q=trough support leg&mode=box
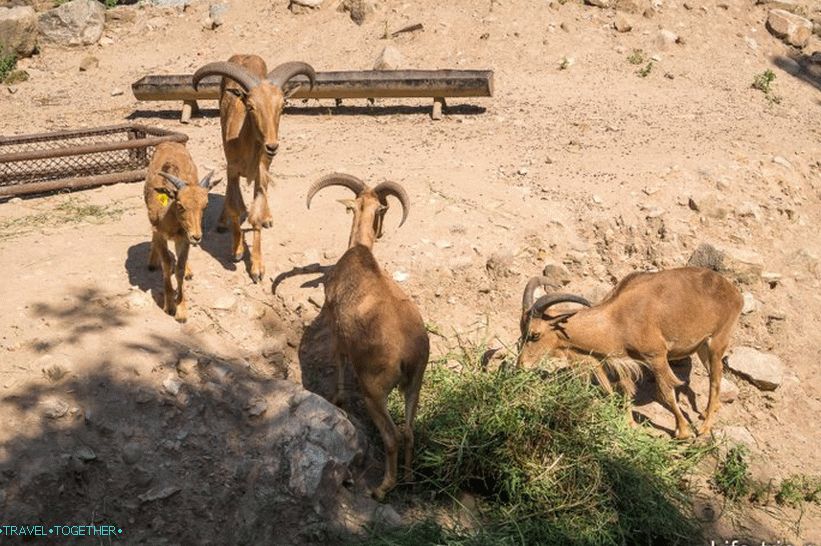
[431,96,446,120]
[180,100,200,124]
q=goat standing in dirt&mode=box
[307,173,429,500]
[192,55,315,283]
[144,142,221,322]
[518,267,743,439]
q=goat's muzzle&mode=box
[189,235,202,246]
[265,143,279,158]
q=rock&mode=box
[392,270,409,282]
[124,290,151,309]
[41,398,69,419]
[149,0,191,6]
[74,446,96,462]
[339,0,377,25]
[756,0,800,14]
[37,0,105,47]
[719,377,739,403]
[766,9,812,48]
[727,347,784,391]
[721,247,764,285]
[373,45,402,70]
[105,7,136,24]
[138,485,181,503]
[121,442,142,465]
[78,55,98,71]
[586,0,613,7]
[542,262,571,287]
[655,29,680,50]
[614,13,632,32]
[718,425,758,449]
[247,398,268,416]
[212,295,236,311]
[615,0,650,13]
[772,155,792,169]
[162,374,183,396]
[110,88,124,96]
[208,3,228,27]
[0,6,38,58]
[690,193,728,219]
[176,355,199,376]
[486,251,515,279]
[741,292,758,314]
[290,0,324,12]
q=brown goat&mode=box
[144,142,221,322]
[192,55,316,283]
[517,267,743,439]
[307,173,428,500]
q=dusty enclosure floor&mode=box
[1,0,820,543]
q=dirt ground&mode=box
[1,0,820,542]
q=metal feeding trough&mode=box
[0,124,188,198]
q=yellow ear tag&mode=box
[156,193,169,207]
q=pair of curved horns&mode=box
[522,276,591,316]
[159,170,218,190]
[305,173,410,228]
[192,60,316,94]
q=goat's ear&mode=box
[337,198,356,212]
[227,87,247,101]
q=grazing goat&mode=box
[307,173,429,500]
[192,55,316,283]
[517,267,743,439]
[144,142,221,322]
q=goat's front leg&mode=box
[153,232,175,316]
[260,170,273,228]
[648,354,690,439]
[221,172,246,263]
[147,233,161,271]
[173,239,190,323]
[247,168,269,283]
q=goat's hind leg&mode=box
[697,338,728,436]
[361,384,400,500]
[401,365,425,483]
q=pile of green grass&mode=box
[361,351,713,545]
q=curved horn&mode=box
[306,173,367,209]
[267,61,316,91]
[531,293,592,317]
[192,62,260,93]
[522,276,553,312]
[199,170,217,188]
[159,171,187,190]
[373,181,410,228]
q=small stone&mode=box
[373,45,402,70]
[772,155,792,169]
[212,296,236,311]
[79,55,98,72]
[41,398,69,419]
[718,425,758,449]
[745,36,758,50]
[614,13,632,32]
[560,21,572,32]
[727,347,784,391]
[162,374,182,396]
[756,0,800,12]
[138,485,181,503]
[339,0,377,25]
[543,262,571,286]
[766,9,812,48]
[290,0,324,11]
[719,377,739,403]
[741,292,758,314]
[247,398,268,416]
[585,0,613,7]
[392,270,409,282]
[74,446,96,462]
[208,3,228,27]
[435,240,453,249]
[121,442,142,465]
[517,166,529,176]
[125,290,151,309]
[110,88,124,97]
[176,356,199,376]
[99,36,113,46]
[655,29,679,50]
[592,194,603,204]
[486,251,515,279]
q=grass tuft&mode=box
[713,445,751,501]
[752,69,782,104]
[0,197,126,241]
[366,347,713,545]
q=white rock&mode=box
[392,270,410,282]
[772,155,792,169]
[727,347,784,391]
[291,0,324,6]
[41,398,69,419]
[718,425,758,449]
[0,6,38,58]
[719,377,739,403]
[37,0,105,47]
[373,45,403,70]
[766,9,812,48]
[741,292,758,314]
[212,295,236,311]
[110,88,124,96]
[163,374,183,396]
[655,29,679,50]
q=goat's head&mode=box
[517,276,592,368]
[156,171,222,246]
[305,173,410,249]
[192,60,316,159]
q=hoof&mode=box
[697,424,713,437]
[175,314,187,323]
[233,251,244,263]
[250,273,262,284]
[262,220,273,229]
[675,429,693,440]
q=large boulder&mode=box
[37,0,105,47]
[0,6,37,57]
[766,9,813,48]
[727,347,784,391]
